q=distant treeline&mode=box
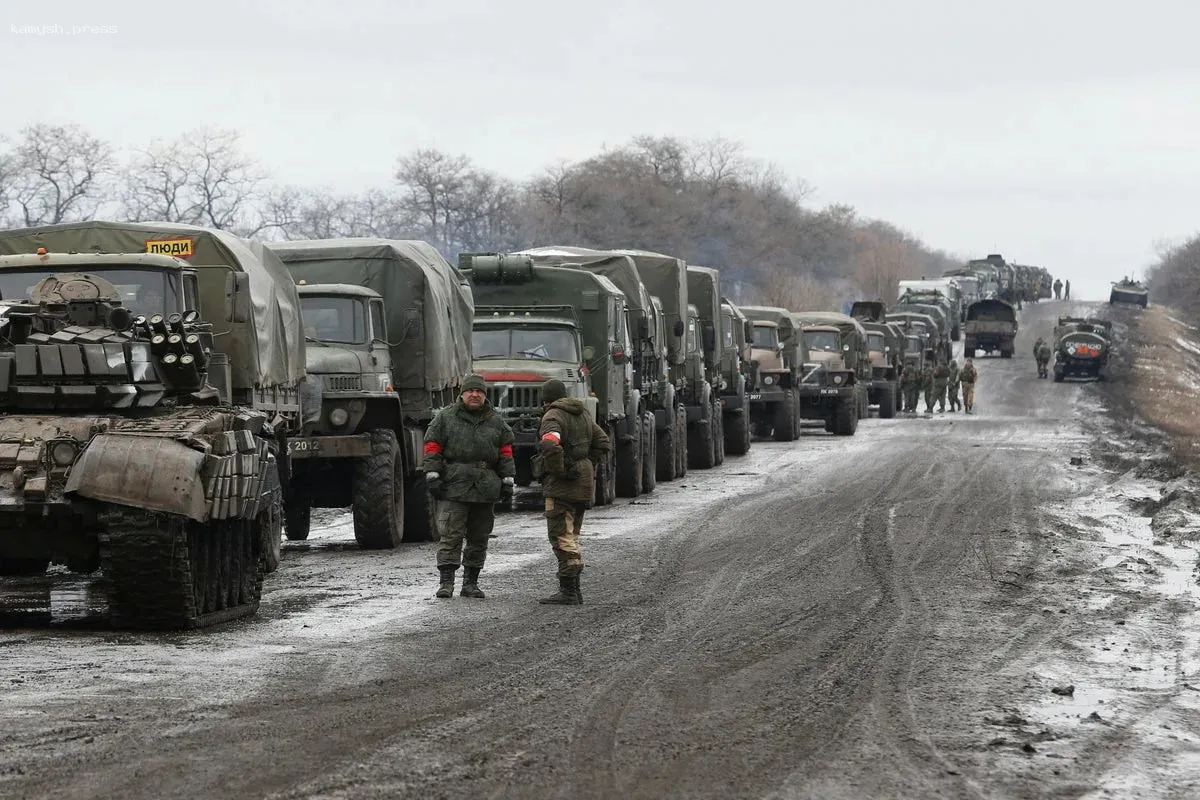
[0,123,961,309]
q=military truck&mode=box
[689,266,751,459]
[268,239,474,545]
[792,311,870,434]
[518,246,681,486]
[739,306,804,441]
[850,301,900,419]
[1052,316,1112,382]
[896,281,963,338]
[459,253,633,506]
[887,308,949,363]
[963,299,1018,358]
[720,299,755,454]
[0,220,308,629]
[891,294,953,359]
[1110,277,1149,307]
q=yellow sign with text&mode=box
[145,238,194,259]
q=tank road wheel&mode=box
[640,411,657,493]
[725,406,751,456]
[834,397,859,436]
[595,429,618,507]
[352,429,404,549]
[772,390,798,442]
[0,557,50,576]
[713,399,726,465]
[675,405,688,479]
[688,404,717,470]
[403,472,438,542]
[616,415,644,498]
[878,383,897,419]
[100,510,266,630]
[656,410,676,483]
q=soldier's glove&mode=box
[425,472,444,499]
[500,476,514,500]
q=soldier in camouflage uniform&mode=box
[423,373,516,600]
[1035,338,1052,378]
[946,359,961,412]
[920,357,936,413]
[535,378,611,605]
[959,359,978,413]
[900,358,921,413]
[932,359,951,413]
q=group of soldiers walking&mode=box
[900,357,979,415]
[421,374,609,605]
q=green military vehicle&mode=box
[518,246,680,488]
[739,306,804,441]
[1110,277,1149,307]
[890,294,953,361]
[1052,315,1112,382]
[887,309,946,362]
[459,253,632,506]
[0,221,308,629]
[689,266,751,459]
[792,311,870,435]
[850,301,900,419]
[963,298,1018,358]
[720,298,755,454]
[268,239,475,545]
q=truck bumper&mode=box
[721,394,745,411]
[747,386,788,407]
[287,434,372,459]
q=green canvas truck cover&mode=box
[0,220,304,389]
[610,249,688,362]
[686,266,721,330]
[517,246,654,323]
[268,238,473,393]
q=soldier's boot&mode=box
[460,567,485,599]
[435,565,457,599]
[539,576,582,605]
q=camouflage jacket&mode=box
[537,398,611,507]
[422,399,516,503]
[948,367,960,385]
[919,365,935,388]
[932,363,951,385]
[1036,344,1052,361]
[900,364,921,386]
[959,364,978,384]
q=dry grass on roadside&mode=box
[1120,305,1200,466]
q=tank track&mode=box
[97,506,266,630]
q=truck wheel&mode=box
[403,473,438,542]
[675,405,688,479]
[687,407,716,470]
[834,397,858,435]
[751,421,772,438]
[595,429,617,506]
[641,412,657,493]
[878,383,897,419]
[656,411,676,483]
[713,399,726,465]
[615,416,644,498]
[352,429,404,549]
[772,391,798,441]
[1053,370,1065,383]
[725,408,751,455]
[283,470,311,541]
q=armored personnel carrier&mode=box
[1110,277,1148,307]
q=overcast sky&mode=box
[5,0,1200,301]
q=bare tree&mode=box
[259,186,411,241]
[119,128,268,235]
[7,124,113,226]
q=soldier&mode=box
[959,358,978,413]
[932,359,951,413]
[535,378,611,605]
[1064,279,1071,299]
[1035,338,1052,378]
[1053,278,1063,299]
[947,359,961,412]
[423,373,516,600]
[900,358,921,413]
[920,356,936,414]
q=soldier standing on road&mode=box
[1053,279,1063,299]
[900,359,921,413]
[422,374,516,600]
[535,378,611,605]
[959,359,979,413]
[947,359,961,412]
[1035,339,1053,378]
[1065,279,1071,299]
[932,359,951,413]
[920,357,936,414]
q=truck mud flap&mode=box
[65,434,208,522]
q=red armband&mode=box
[423,441,443,455]
[540,431,561,444]
[499,444,513,457]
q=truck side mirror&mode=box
[225,271,250,324]
[673,319,685,338]
[744,321,754,342]
[701,323,716,353]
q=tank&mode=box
[1109,278,1149,307]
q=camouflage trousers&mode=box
[923,385,934,411]
[947,383,960,410]
[435,500,495,569]
[545,497,585,578]
[933,382,948,410]
[903,383,920,412]
[961,383,975,411]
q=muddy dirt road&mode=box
[4,300,1197,799]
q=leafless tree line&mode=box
[0,124,960,307]
[1146,236,1200,313]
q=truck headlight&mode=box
[329,408,349,427]
[763,375,775,385]
[832,374,844,385]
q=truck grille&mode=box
[487,384,541,412]
[324,374,362,392]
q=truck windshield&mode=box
[0,267,182,316]
[867,333,885,352]
[805,331,840,352]
[751,325,778,348]
[301,296,367,344]
[473,326,579,362]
